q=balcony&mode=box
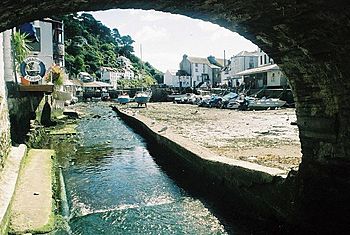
[19,84,54,93]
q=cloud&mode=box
[197,20,220,32]
[140,10,166,22]
[134,25,170,42]
[210,29,237,42]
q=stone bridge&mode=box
[1,0,349,233]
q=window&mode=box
[271,73,275,81]
[195,63,198,67]
[260,56,263,65]
[195,68,198,72]
[264,55,267,64]
[28,27,41,52]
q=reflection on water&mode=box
[53,103,231,234]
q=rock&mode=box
[63,110,79,119]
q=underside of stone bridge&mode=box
[1,0,350,233]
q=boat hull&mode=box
[117,96,130,104]
[248,99,286,110]
[135,96,150,104]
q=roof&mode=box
[235,50,259,57]
[187,57,211,65]
[82,81,113,88]
[235,64,280,76]
[186,56,226,67]
[208,64,221,69]
[100,66,119,72]
[176,70,190,76]
[70,79,83,86]
[78,72,91,76]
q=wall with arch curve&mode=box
[0,0,350,232]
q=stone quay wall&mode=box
[115,107,298,231]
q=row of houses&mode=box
[99,65,135,89]
[164,48,288,90]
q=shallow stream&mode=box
[50,103,235,234]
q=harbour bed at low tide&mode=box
[120,102,301,171]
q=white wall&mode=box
[0,32,12,163]
[267,70,288,87]
[32,21,53,84]
[267,70,281,86]
[3,30,14,82]
[258,49,273,67]
[164,70,177,87]
[0,33,5,98]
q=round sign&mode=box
[20,57,46,82]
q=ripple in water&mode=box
[56,104,229,234]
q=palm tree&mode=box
[12,31,32,65]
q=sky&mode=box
[91,9,257,73]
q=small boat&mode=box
[248,97,286,110]
[117,93,130,104]
[101,92,110,101]
[135,91,151,106]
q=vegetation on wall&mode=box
[60,13,162,85]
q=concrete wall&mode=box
[0,32,12,167]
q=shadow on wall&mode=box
[6,82,43,144]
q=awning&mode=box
[18,23,39,43]
[83,81,113,88]
[234,64,280,76]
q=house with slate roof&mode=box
[178,54,226,88]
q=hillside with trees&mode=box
[61,13,163,87]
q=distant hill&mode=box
[60,13,163,84]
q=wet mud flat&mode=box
[124,102,301,171]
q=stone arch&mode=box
[1,0,350,233]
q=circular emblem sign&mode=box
[20,57,46,82]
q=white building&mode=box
[1,19,64,88]
[99,66,135,89]
[100,67,120,89]
[234,49,287,89]
[257,48,273,67]
[221,50,259,87]
[27,19,65,70]
[123,67,135,80]
[179,55,225,88]
[163,69,178,87]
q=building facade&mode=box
[163,69,178,87]
[222,50,259,87]
[179,54,225,88]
